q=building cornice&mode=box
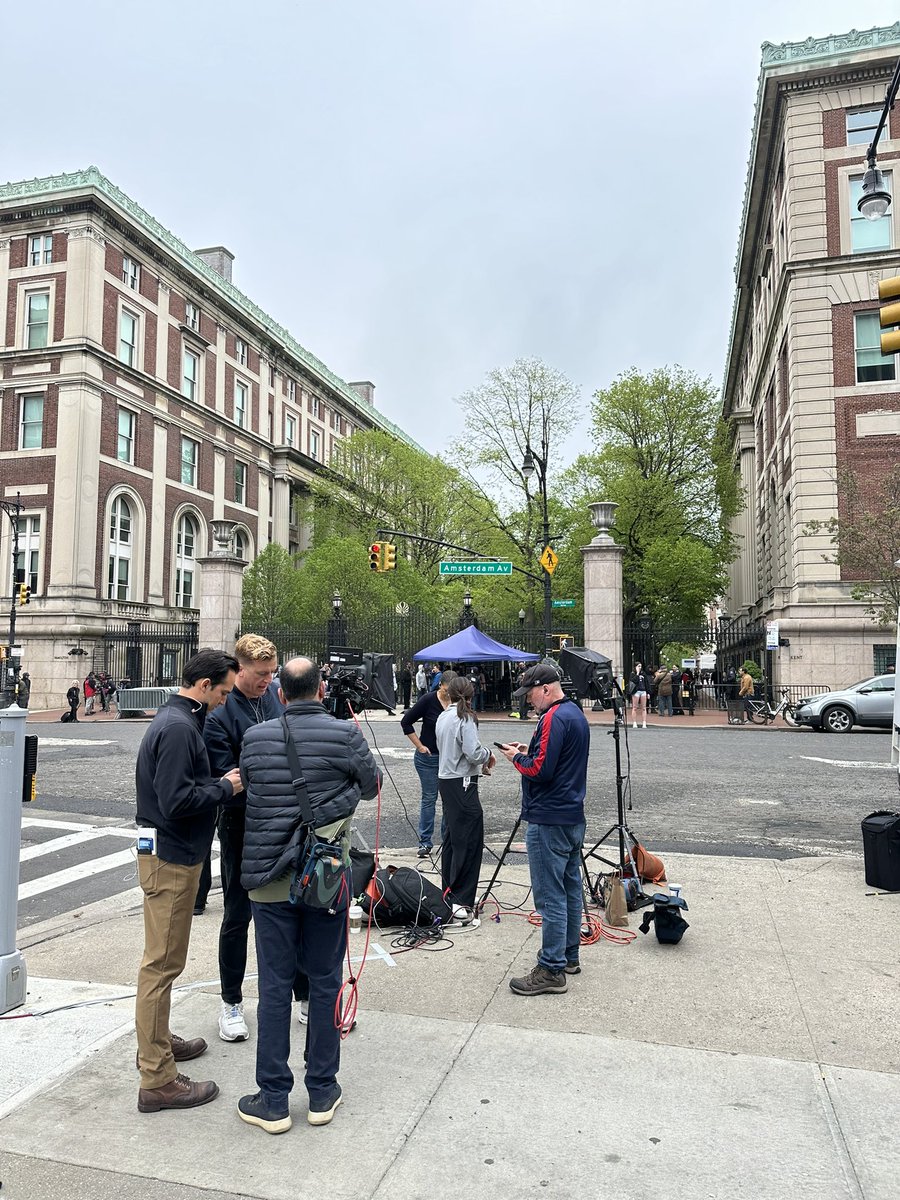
[761,23,900,67]
[0,167,422,451]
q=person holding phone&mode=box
[400,670,456,856]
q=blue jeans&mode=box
[414,750,441,847]
[251,898,346,1108]
[525,821,586,973]
[657,694,673,717]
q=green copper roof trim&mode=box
[0,166,420,450]
[761,22,900,67]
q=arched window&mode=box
[175,513,198,608]
[234,529,248,561]
[108,495,132,600]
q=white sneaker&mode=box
[298,999,309,1025]
[632,721,637,729]
[218,1001,249,1042]
[450,904,480,928]
[642,721,647,728]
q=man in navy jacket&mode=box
[134,648,242,1113]
[499,662,590,996]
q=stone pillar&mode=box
[272,474,291,549]
[581,501,624,678]
[197,520,245,651]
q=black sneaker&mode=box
[509,966,568,996]
[417,845,432,858]
[308,1083,342,1126]
[564,962,581,975]
[238,1091,292,1134]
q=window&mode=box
[847,109,887,147]
[269,364,276,388]
[180,436,198,487]
[287,378,296,403]
[855,312,897,382]
[285,413,296,447]
[236,338,247,366]
[182,348,199,400]
[26,292,49,348]
[850,173,892,252]
[185,301,200,331]
[234,460,246,505]
[108,496,132,601]
[122,256,140,289]
[310,395,321,419]
[874,645,896,674]
[267,409,274,441]
[234,529,248,561]
[29,234,52,265]
[309,428,320,460]
[119,309,137,367]
[117,408,135,463]
[235,380,248,429]
[20,393,43,448]
[13,515,40,595]
[331,410,342,432]
[175,514,197,607]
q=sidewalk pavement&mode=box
[2,846,898,1199]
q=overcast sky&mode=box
[4,1,897,456]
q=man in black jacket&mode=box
[236,656,380,1135]
[203,634,282,1042]
[134,648,242,1113]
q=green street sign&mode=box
[552,599,576,608]
[439,561,513,576]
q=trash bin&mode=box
[861,811,900,890]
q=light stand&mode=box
[1,494,23,707]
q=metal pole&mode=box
[3,494,22,706]
[539,449,552,658]
[0,703,27,1012]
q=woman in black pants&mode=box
[434,676,495,924]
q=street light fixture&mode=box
[521,442,553,656]
[0,492,23,706]
[518,608,526,626]
[858,56,900,220]
[332,589,342,613]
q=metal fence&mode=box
[102,620,199,688]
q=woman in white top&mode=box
[434,676,495,922]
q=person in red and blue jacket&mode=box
[498,662,590,996]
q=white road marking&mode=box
[18,849,137,900]
[36,738,115,747]
[374,747,415,759]
[799,756,894,770]
[22,818,138,839]
[20,830,109,860]
[736,798,780,805]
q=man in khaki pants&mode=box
[134,649,243,1113]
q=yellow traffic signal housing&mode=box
[878,275,900,354]
[369,542,383,572]
[18,583,30,606]
[382,542,397,571]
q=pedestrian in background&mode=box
[134,648,242,1114]
[399,661,413,709]
[64,680,80,723]
[654,666,673,718]
[401,670,456,856]
[237,656,380,1135]
[435,675,494,923]
[83,671,97,716]
[738,667,755,723]
[627,663,648,728]
[498,663,590,996]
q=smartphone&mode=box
[493,741,509,749]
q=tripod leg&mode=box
[476,816,521,914]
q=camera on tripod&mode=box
[558,646,614,710]
[324,648,397,720]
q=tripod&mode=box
[580,682,642,903]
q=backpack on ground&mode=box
[362,866,453,926]
[639,893,689,944]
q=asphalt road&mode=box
[30,714,898,860]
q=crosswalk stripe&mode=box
[22,818,137,840]
[20,830,110,861]
[18,849,137,900]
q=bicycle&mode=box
[745,689,798,727]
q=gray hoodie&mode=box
[435,707,491,779]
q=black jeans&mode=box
[194,851,212,910]
[437,776,484,909]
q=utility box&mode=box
[861,811,900,891]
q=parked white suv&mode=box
[793,674,896,734]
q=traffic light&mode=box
[17,583,30,606]
[369,542,383,572]
[382,542,397,571]
[878,275,900,354]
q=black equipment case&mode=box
[861,811,900,891]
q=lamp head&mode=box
[858,165,891,220]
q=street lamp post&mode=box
[857,56,900,221]
[328,589,347,649]
[0,493,23,706]
[521,443,553,656]
[459,587,475,630]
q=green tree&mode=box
[241,543,302,627]
[803,466,900,626]
[564,366,741,627]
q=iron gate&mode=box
[103,620,199,688]
[624,616,768,685]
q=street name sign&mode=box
[551,599,575,608]
[439,561,512,576]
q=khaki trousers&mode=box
[135,856,202,1089]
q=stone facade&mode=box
[0,169,415,708]
[722,24,900,689]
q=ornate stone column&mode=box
[581,501,624,678]
[196,520,245,651]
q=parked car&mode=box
[793,674,895,734]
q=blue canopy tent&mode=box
[412,626,540,663]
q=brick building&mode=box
[722,24,900,688]
[0,168,415,707]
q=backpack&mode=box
[362,866,453,927]
[639,893,689,944]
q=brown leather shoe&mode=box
[138,1073,219,1113]
[135,1035,208,1071]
